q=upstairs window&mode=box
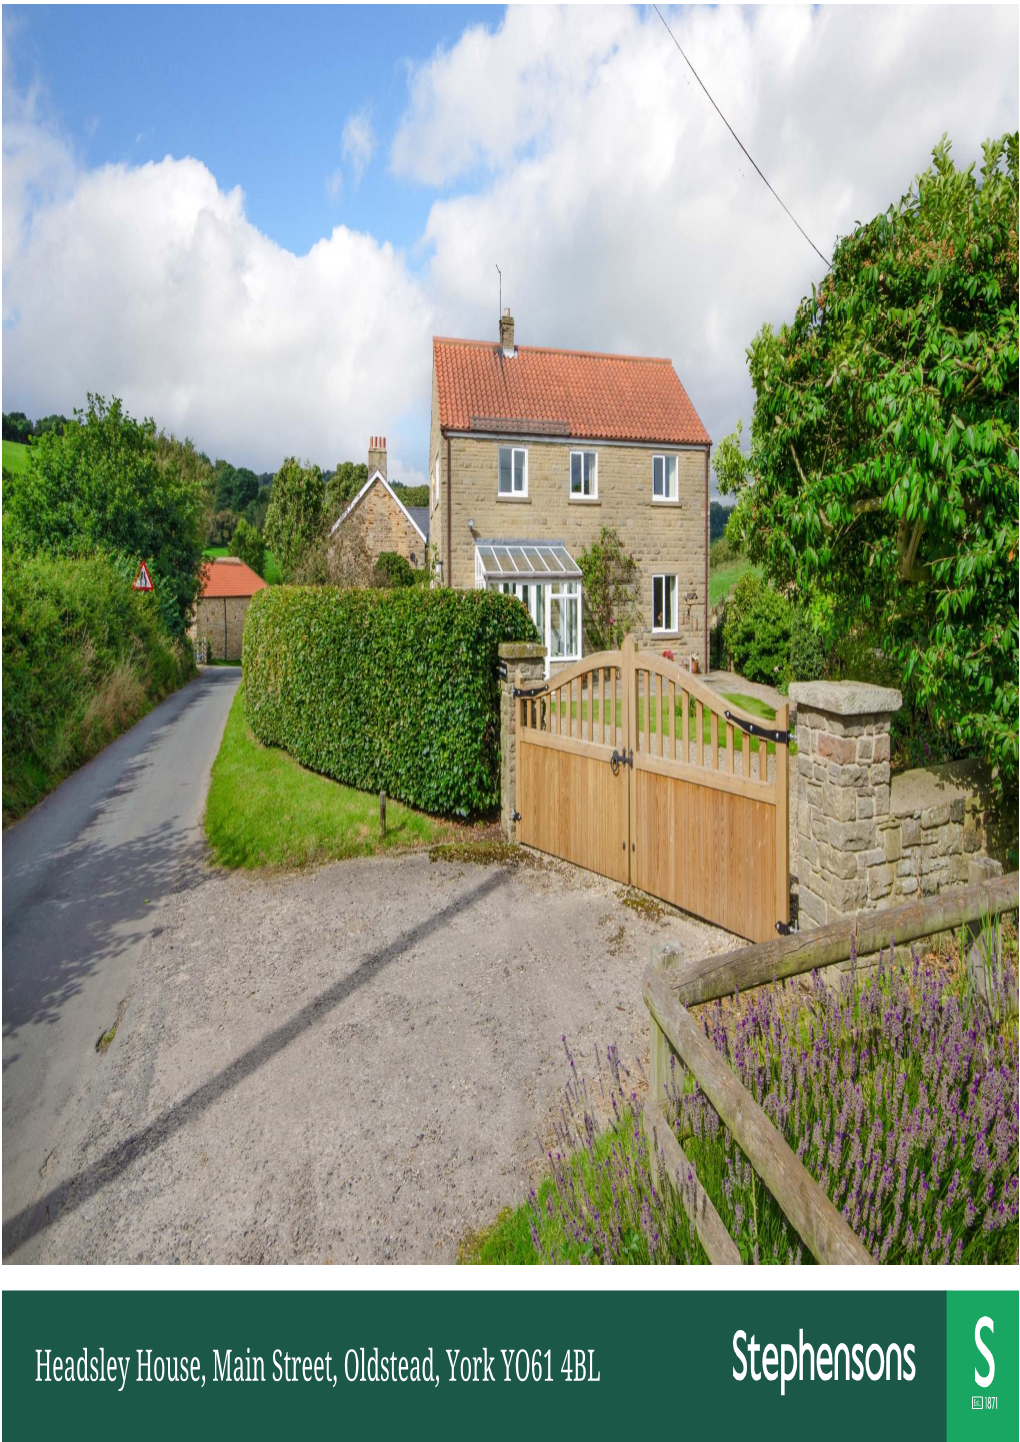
[498,445,528,496]
[652,453,678,501]
[652,574,678,632]
[569,450,598,499]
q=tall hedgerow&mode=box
[242,586,537,816]
[2,551,194,820]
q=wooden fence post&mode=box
[775,699,790,931]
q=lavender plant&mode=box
[524,1039,706,1264]
[675,932,1018,1264]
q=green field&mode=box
[203,544,282,583]
[709,557,757,607]
[2,439,32,474]
[205,689,453,867]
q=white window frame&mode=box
[494,578,582,674]
[569,448,598,500]
[546,579,581,666]
[497,445,528,497]
[652,573,678,634]
[652,453,678,502]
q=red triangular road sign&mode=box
[133,562,154,592]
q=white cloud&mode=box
[2,144,434,469]
[3,5,1017,479]
[403,4,1019,452]
[341,107,376,189]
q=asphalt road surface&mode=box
[2,666,240,1259]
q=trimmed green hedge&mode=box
[242,586,537,816]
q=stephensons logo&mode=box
[732,1330,917,1396]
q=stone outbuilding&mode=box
[192,556,267,661]
[329,435,429,570]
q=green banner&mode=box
[2,1290,1015,1438]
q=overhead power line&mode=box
[652,4,832,270]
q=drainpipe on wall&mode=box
[223,597,228,662]
[703,444,711,675]
[446,433,452,588]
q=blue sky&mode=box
[7,4,493,257]
[4,5,1017,479]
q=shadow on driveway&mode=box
[3,865,509,1258]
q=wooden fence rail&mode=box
[665,870,1019,1008]
[643,871,1019,1264]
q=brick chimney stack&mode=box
[368,434,387,480]
[499,308,515,357]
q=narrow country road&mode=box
[2,666,240,1260]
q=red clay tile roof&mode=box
[199,556,268,599]
[433,338,710,446]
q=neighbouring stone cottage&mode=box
[191,556,267,661]
[329,435,429,570]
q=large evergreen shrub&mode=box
[242,586,537,816]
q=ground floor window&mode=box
[496,579,582,668]
[652,573,678,632]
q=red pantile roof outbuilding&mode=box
[198,556,268,599]
[433,338,710,446]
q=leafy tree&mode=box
[391,482,430,509]
[229,516,266,577]
[325,460,368,522]
[263,457,324,578]
[245,485,272,532]
[3,394,209,637]
[208,510,238,546]
[3,412,32,444]
[726,134,1019,799]
[230,466,260,514]
[213,462,237,512]
[577,526,641,650]
[709,499,733,543]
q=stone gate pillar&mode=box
[498,641,546,841]
[788,681,902,928]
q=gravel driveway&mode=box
[17,848,735,1264]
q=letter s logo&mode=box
[974,1316,994,1388]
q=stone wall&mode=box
[192,595,251,662]
[789,681,1005,928]
[498,640,547,840]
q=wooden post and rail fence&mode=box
[642,870,1019,1265]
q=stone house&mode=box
[329,435,429,570]
[192,556,267,661]
[428,310,711,672]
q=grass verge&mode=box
[205,688,455,867]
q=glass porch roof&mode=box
[474,539,581,581]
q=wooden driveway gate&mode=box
[515,637,790,943]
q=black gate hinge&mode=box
[512,810,522,823]
[513,682,549,699]
[610,748,633,775]
[724,710,791,746]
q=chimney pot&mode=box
[499,308,515,357]
[368,433,387,481]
